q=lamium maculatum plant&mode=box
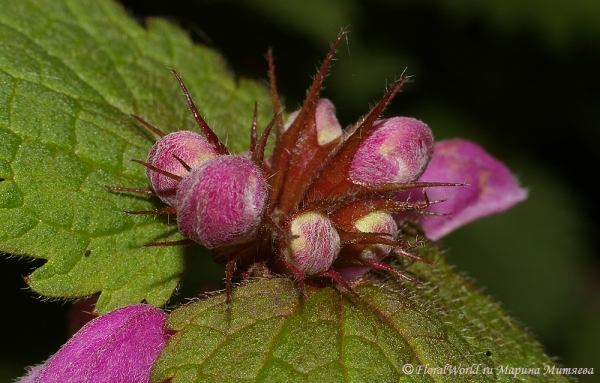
[1,2,574,382]
[105,33,468,301]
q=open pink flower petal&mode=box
[401,139,528,240]
[17,366,43,383]
[20,304,168,383]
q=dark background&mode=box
[3,0,599,381]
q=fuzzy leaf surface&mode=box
[0,0,273,314]
[152,240,570,383]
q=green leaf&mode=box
[0,0,273,314]
[152,240,570,383]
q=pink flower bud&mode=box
[350,117,434,184]
[146,131,219,206]
[20,305,168,383]
[351,211,398,262]
[284,98,343,145]
[177,155,268,248]
[333,210,398,281]
[283,211,341,276]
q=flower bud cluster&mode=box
[118,73,271,260]
[112,33,464,298]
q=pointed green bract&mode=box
[0,0,273,314]
[152,241,570,383]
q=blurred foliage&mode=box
[3,0,599,381]
[396,0,600,51]
[0,0,275,316]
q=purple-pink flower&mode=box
[397,139,528,241]
[18,305,169,383]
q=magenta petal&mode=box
[402,139,528,241]
[17,365,44,383]
[32,304,168,383]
